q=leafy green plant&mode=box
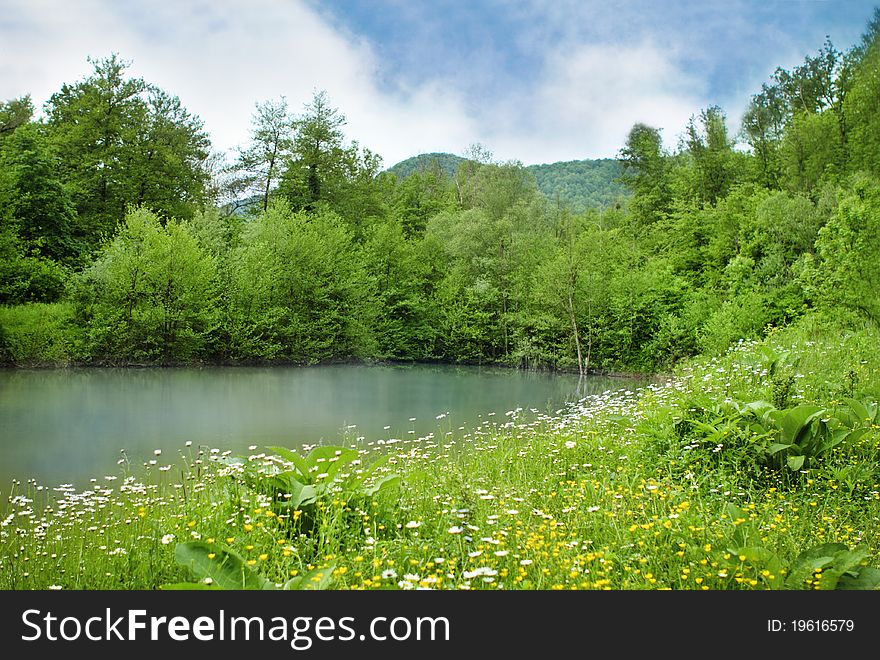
[679,397,876,477]
[720,504,880,590]
[246,445,401,536]
[785,543,880,590]
[755,401,871,472]
[162,541,335,590]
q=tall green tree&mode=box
[232,97,295,212]
[278,90,385,234]
[618,123,672,228]
[45,54,210,249]
[801,176,880,325]
[0,123,80,264]
[279,90,347,212]
[741,84,787,188]
[683,106,738,208]
[845,28,880,176]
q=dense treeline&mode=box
[2,11,880,372]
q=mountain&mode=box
[386,152,465,179]
[527,158,627,212]
[387,152,629,213]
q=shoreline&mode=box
[0,355,662,382]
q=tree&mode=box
[390,161,457,237]
[741,84,787,188]
[683,106,737,207]
[279,90,347,212]
[618,123,672,227]
[362,219,442,359]
[0,123,80,264]
[45,54,210,249]
[845,31,880,176]
[278,91,386,233]
[428,162,550,362]
[535,213,615,373]
[772,38,856,183]
[232,97,295,212]
[0,96,33,139]
[801,176,880,324]
[225,200,374,361]
[75,207,218,362]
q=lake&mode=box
[0,363,632,493]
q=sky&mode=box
[0,0,877,167]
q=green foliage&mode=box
[618,123,672,227]
[0,302,79,365]
[224,200,374,361]
[676,394,876,478]
[696,291,774,355]
[0,227,68,304]
[802,176,880,324]
[75,207,217,362]
[243,444,401,540]
[164,541,336,590]
[362,220,442,359]
[0,123,81,264]
[785,543,880,590]
[45,54,210,248]
[846,38,880,175]
[232,97,296,213]
[719,504,879,590]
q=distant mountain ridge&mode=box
[387,152,628,213]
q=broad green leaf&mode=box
[786,455,805,471]
[785,543,848,588]
[768,443,792,455]
[364,474,401,498]
[769,405,823,445]
[303,446,358,482]
[174,541,270,590]
[842,398,871,424]
[837,567,880,590]
[830,547,870,574]
[267,446,311,480]
[271,479,318,510]
[283,563,336,590]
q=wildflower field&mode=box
[2,315,879,591]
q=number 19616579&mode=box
[768,619,855,632]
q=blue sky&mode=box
[1,0,876,166]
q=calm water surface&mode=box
[0,364,632,492]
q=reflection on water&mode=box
[0,364,634,491]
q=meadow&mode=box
[2,313,878,591]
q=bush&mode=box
[0,302,79,365]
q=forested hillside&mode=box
[388,153,626,213]
[3,11,880,376]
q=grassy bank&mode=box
[2,313,879,590]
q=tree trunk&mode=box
[567,291,583,376]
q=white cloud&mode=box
[0,0,743,167]
[484,42,705,163]
[1,0,479,166]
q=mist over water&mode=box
[0,364,633,492]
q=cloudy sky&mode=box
[1,0,876,167]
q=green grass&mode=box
[2,313,879,590]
